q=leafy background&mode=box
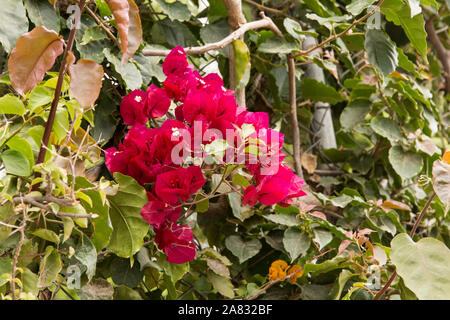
[0,0,449,300]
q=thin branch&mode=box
[35,0,87,167]
[294,0,385,58]
[374,192,436,300]
[10,196,99,219]
[85,5,121,48]
[287,53,303,178]
[141,12,282,56]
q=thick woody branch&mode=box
[141,13,282,57]
[425,16,450,93]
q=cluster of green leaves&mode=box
[0,0,449,300]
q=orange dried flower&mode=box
[268,260,289,281]
[443,151,450,165]
[287,265,304,284]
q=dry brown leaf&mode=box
[69,59,104,108]
[8,26,64,95]
[300,151,317,174]
[121,0,142,64]
[106,0,130,55]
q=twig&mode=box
[35,0,87,167]
[10,196,98,219]
[85,5,121,48]
[141,12,282,56]
[374,192,436,300]
[287,54,303,179]
[294,0,385,58]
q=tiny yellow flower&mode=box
[287,265,304,284]
[443,151,450,165]
[268,260,289,281]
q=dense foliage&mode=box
[0,0,449,300]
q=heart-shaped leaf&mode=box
[225,235,261,263]
[283,227,310,261]
[388,145,423,180]
[390,233,450,300]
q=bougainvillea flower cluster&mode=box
[105,46,306,264]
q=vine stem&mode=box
[373,192,436,300]
[35,0,86,166]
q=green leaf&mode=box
[21,268,38,296]
[60,204,88,228]
[110,257,143,288]
[283,18,305,41]
[432,160,450,213]
[370,116,403,142]
[75,177,112,252]
[381,0,428,60]
[6,135,34,169]
[207,270,234,298]
[390,233,450,300]
[74,234,97,281]
[305,13,352,31]
[258,37,299,54]
[264,213,299,226]
[37,246,62,288]
[233,39,250,89]
[283,227,310,261]
[0,0,28,53]
[107,173,149,258]
[1,149,31,176]
[225,235,261,263]
[397,48,416,73]
[346,0,377,15]
[61,217,74,243]
[154,0,191,21]
[28,85,53,111]
[0,258,12,287]
[206,258,230,278]
[0,94,26,115]
[364,29,398,76]
[331,269,356,299]
[200,19,229,56]
[301,78,344,104]
[80,26,108,45]
[157,255,189,282]
[388,146,423,179]
[313,228,333,250]
[32,229,60,244]
[53,108,69,143]
[340,99,371,131]
[114,285,143,300]
[103,48,143,90]
[24,0,60,33]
